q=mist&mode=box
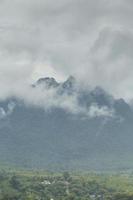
[0,0,133,108]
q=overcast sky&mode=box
[0,0,133,101]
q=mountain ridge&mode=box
[0,76,133,171]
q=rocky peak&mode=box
[36,77,59,88]
[61,76,76,92]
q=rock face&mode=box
[0,77,133,171]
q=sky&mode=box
[0,0,133,101]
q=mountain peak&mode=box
[62,76,76,91]
[66,75,76,82]
[34,76,77,93]
[90,86,114,107]
[36,77,59,88]
[91,86,107,96]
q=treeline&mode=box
[0,170,133,199]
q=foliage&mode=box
[0,170,133,199]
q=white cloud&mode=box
[88,103,114,118]
[0,101,16,119]
[0,108,6,119]
[0,0,132,111]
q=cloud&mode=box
[0,108,6,119]
[0,0,133,112]
[0,101,16,119]
[16,84,84,115]
[85,28,133,100]
[10,80,115,119]
[87,103,115,118]
[7,102,16,115]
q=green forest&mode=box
[0,170,133,200]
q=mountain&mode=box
[0,76,133,171]
[35,77,59,88]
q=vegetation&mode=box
[0,170,133,199]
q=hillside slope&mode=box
[0,77,133,171]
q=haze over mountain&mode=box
[0,76,133,171]
[1,0,133,172]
